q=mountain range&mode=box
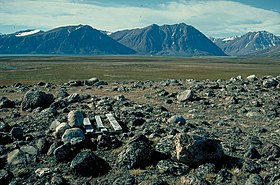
[0,23,279,57]
[212,31,280,56]
[0,25,135,55]
[110,23,225,56]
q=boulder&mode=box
[177,90,194,102]
[179,175,209,185]
[85,78,99,86]
[168,115,186,124]
[10,127,23,139]
[247,75,258,81]
[175,133,224,165]
[70,150,110,177]
[54,122,70,138]
[7,149,27,166]
[156,159,190,176]
[67,93,81,103]
[53,143,74,162]
[67,110,83,128]
[20,145,37,155]
[112,175,136,185]
[61,128,85,144]
[245,174,263,185]
[0,97,15,108]
[263,78,278,88]
[118,141,154,169]
[21,90,54,110]
[0,169,11,184]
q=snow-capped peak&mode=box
[222,35,240,42]
[15,29,41,37]
[75,25,84,30]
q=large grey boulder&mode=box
[7,149,27,166]
[70,150,110,177]
[175,133,224,165]
[67,110,83,128]
[21,90,54,110]
[177,90,194,102]
[61,128,85,144]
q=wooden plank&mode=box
[83,118,94,134]
[95,115,107,132]
[106,113,122,132]
[83,118,92,126]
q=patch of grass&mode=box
[0,56,279,85]
[129,168,146,176]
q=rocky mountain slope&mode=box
[0,25,135,55]
[110,23,226,56]
[213,31,280,56]
[0,75,280,184]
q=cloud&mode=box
[0,0,279,37]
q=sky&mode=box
[0,0,279,38]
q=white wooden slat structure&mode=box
[105,113,122,132]
[83,118,94,134]
[95,115,108,132]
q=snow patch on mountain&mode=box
[222,35,240,42]
[15,29,41,37]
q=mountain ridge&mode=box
[110,23,226,56]
[1,23,279,57]
[0,25,135,55]
[213,31,280,56]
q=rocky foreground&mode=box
[0,75,280,185]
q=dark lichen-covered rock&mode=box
[118,141,154,169]
[70,150,110,177]
[0,97,15,108]
[21,90,54,111]
[175,133,224,166]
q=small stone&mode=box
[180,175,209,185]
[244,147,261,159]
[246,112,260,118]
[242,160,261,174]
[10,127,23,139]
[156,159,190,176]
[35,167,51,177]
[168,115,186,124]
[20,145,37,155]
[113,175,136,185]
[51,175,66,185]
[215,169,233,183]
[0,169,11,184]
[245,174,263,185]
